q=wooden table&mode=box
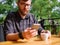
[0,35,60,45]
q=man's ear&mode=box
[16,2,19,6]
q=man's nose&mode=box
[24,5,28,9]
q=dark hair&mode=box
[18,0,31,2]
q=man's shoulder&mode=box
[5,11,17,20]
[7,11,16,17]
[28,13,36,21]
[6,11,17,19]
[28,13,35,17]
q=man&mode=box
[3,0,51,41]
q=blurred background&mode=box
[0,0,60,41]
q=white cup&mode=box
[40,33,48,41]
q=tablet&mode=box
[31,24,40,30]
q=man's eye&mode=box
[20,3,25,5]
[26,4,30,6]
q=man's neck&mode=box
[20,14,26,19]
[18,11,26,19]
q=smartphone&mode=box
[31,24,40,30]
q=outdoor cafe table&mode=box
[0,35,60,45]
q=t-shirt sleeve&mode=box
[3,13,14,35]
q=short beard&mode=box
[19,10,26,16]
[18,8,29,16]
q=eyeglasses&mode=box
[19,2,31,7]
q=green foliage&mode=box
[6,0,14,5]
[0,0,17,24]
[0,4,12,14]
[31,0,60,19]
[51,9,60,18]
[0,14,6,24]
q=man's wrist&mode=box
[19,32,24,39]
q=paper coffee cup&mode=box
[40,33,48,41]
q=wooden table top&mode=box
[0,35,60,45]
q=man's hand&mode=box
[22,28,38,39]
[6,33,20,41]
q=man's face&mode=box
[17,0,31,16]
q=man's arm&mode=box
[3,13,20,41]
[6,33,20,41]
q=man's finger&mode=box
[30,29,37,33]
[31,31,37,37]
